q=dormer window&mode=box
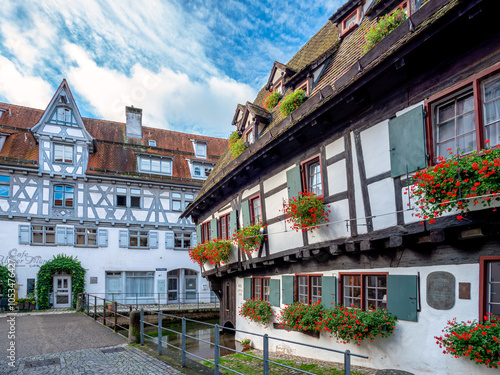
[274,82,283,94]
[246,128,254,144]
[296,81,310,96]
[49,107,78,127]
[191,161,214,180]
[195,142,207,159]
[340,7,362,37]
[138,156,172,175]
[148,140,157,147]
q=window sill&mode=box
[128,247,150,250]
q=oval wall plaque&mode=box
[426,271,455,310]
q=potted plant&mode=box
[279,301,324,334]
[189,239,233,267]
[238,298,273,326]
[262,91,282,111]
[284,191,330,232]
[362,8,407,54]
[234,223,265,255]
[280,89,306,117]
[240,339,251,351]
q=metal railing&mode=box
[138,307,368,375]
[81,294,134,338]
[86,292,219,310]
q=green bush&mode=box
[363,9,407,54]
[229,131,247,159]
[280,90,306,117]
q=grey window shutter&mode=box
[190,231,197,248]
[98,229,108,247]
[389,105,426,178]
[149,231,159,249]
[165,231,174,249]
[241,200,251,227]
[66,227,74,245]
[119,230,128,248]
[282,275,295,305]
[269,279,280,307]
[210,218,218,239]
[286,165,302,200]
[56,227,66,245]
[19,225,30,244]
[196,225,202,243]
[387,275,418,322]
[243,278,252,300]
[321,276,337,308]
[229,210,238,237]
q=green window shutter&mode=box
[229,210,238,237]
[387,275,418,322]
[241,200,251,227]
[210,218,218,239]
[321,276,337,308]
[243,278,252,300]
[196,225,202,243]
[282,275,295,305]
[286,165,302,200]
[270,279,280,307]
[389,105,426,178]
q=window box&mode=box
[279,89,307,117]
[239,298,273,326]
[235,223,265,255]
[362,8,407,54]
[262,91,282,111]
[284,191,330,232]
[188,239,232,266]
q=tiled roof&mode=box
[0,102,228,183]
[188,0,460,211]
[246,102,271,121]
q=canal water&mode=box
[147,319,241,359]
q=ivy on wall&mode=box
[36,254,85,309]
[0,264,11,295]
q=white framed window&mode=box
[126,271,154,297]
[116,187,141,208]
[148,140,157,147]
[172,192,182,211]
[129,230,149,248]
[138,156,172,175]
[49,107,78,127]
[174,232,191,249]
[75,228,97,247]
[195,142,207,158]
[32,225,56,245]
[53,185,74,208]
[54,144,74,164]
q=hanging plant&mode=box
[362,9,407,54]
[262,91,282,111]
[410,145,500,223]
[36,254,85,310]
[189,239,233,266]
[229,131,247,159]
[234,223,265,255]
[435,314,500,368]
[284,191,330,232]
[239,298,274,325]
[280,89,306,117]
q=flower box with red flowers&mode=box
[239,298,273,326]
[189,239,233,267]
[284,191,330,232]
[234,223,265,255]
[262,91,282,111]
[411,145,500,223]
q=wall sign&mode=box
[90,277,98,284]
[0,248,49,267]
[427,271,455,310]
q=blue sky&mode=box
[0,0,342,138]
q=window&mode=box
[32,225,56,244]
[195,142,207,158]
[174,232,191,249]
[148,140,157,147]
[185,193,194,209]
[172,192,182,211]
[0,175,10,197]
[301,156,323,197]
[49,107,78,127]
[138,156,171,175]
[75,228,97,246]
[427,69,500,162]
[54,144,73,164]
[200,221,211,243]
[219,213,231,240]
[274,82,283,94]
[296,81,310,96]
[250,195,261,225]
[125,271,154,298]
[246,128,254,144]
[341,273,387,310]
[129,230,149,248]
[480,256,500,320]
[252,277,270,302]
[204,167,212,176]
[27,278,35,294]
[53,185,74,208]
[194,166,201,177]
[296,275,322,304]
[116,187,141,208]
[192,163,214,179]
[340,7,361,36]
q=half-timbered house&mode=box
[0,79,227,307]
[183,0,500,373]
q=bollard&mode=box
[128,310,141,344]
[158,312,162,355]
[140,308,144,346]
[181,317,186,367]
[214,324,220,374]
[263,334,269,375]
[344,350,351,375]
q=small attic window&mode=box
[340,7,362,37]
[195,142,207,159]
[274,82,283,94]
[148,140,157,147]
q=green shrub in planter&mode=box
[280,90,306,117]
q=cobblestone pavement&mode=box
[0,344,183,374]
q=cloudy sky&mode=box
[0,0,342,138]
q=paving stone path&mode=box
[0,344,183,374]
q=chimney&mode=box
[126,106,143,138]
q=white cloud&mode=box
[0,55,53,108]
[64,44,255,137]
